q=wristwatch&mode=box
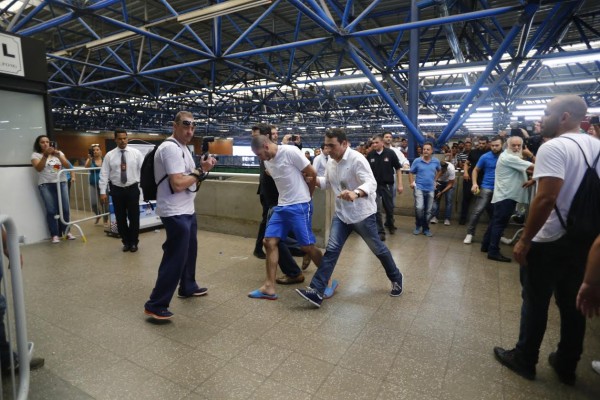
[353,189,361,198]
[190,171,208,182]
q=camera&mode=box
[88,147,94,157]
[591,116,600,125]
[291,134,298,141]
[49,140,57,149]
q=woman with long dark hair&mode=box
[31,135,75,243]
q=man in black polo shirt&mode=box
[459,137,488,225]
[367,134,402,241]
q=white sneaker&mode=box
[500,237,512,245]
[463,234,473,244]
[430,217,438,224]
[66,233,76,240]
[592,360,600,375]
[51,236,60,244]
[444,219,451,226]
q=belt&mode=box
[110,182,138,189]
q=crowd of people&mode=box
[20,95,600,386]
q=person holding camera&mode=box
[144,111,216,320]
[31,135,76,244]
[84,145,108,226]
[99,129,144,252]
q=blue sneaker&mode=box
[424,230,433,237]
[323,280,339,299]
[295,287,323,308]
[413,228,421,235]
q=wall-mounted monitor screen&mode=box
[0,89,47,166]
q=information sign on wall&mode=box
[0,32,25,77]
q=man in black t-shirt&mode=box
[367,134,402,241]
[459,137,488,224]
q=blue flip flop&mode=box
[248,289,278,300]
[324,279,339,299]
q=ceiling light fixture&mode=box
[430,87,488,95]
[541,53,600,66]
[177,0,272,24]
[419,65,487,77]
[527,78,598,87]
[85,30,141,50]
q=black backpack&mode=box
[554,136,600,248]
[140,138,178,203]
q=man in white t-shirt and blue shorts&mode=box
[249,135,323,300]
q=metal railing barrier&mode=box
[0,215,32,400]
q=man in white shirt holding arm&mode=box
[99,129,144,252]
[296,129,404,308]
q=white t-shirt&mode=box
[312,153,329,176]
[533,133,600,242]
[491,150,532,204]
[154,138,197,217]
[264,145,311,206]
[390,146,410,168]
[438,162,456,182]
[31,152,67,185]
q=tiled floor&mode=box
[5,216,600,399]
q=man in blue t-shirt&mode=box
[409,142,441,237]
[463,136,503,244]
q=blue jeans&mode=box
[431,182,454,220]
[38,182,70,237]
[309,214,402,295]
[466,188,493,235]
[414,189,434,231]
[515,236,586,372]
[481,199,516,256]
[145,214,201,311]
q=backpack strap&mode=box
[157,138,181,194]
[553,136,600,229]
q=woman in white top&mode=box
[31,135,75,243]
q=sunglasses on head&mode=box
[179,120,197,127]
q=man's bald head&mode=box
[542,95,588,138]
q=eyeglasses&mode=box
[179,120,197,127]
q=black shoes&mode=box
[2,357,45,376]
[387,226,397,235]
[493,347,536,380]
[122,244,138,252]
[548,352,576,386]
[253,249,266,259]
[379,233,386,241]
[276,274,305,285]
[480,246,488,253]
[488,253,511,263]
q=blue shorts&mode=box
[265,202,316,246]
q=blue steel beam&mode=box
[351,5,523,38]
[15,0,121,35]
[347,43,425,144]
[436,2,541,144]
